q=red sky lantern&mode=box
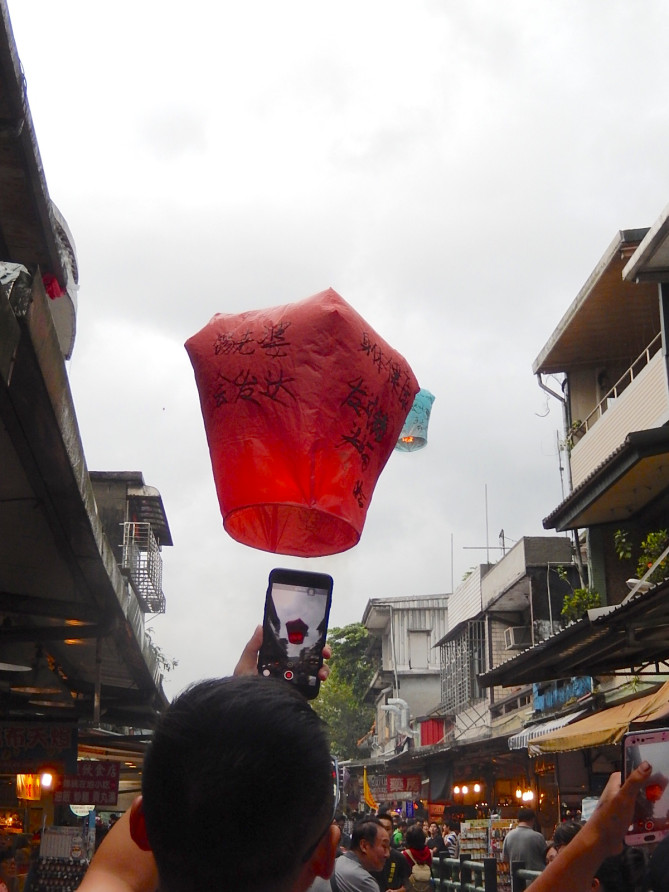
[285,618,309,645]
[185,288,419,557]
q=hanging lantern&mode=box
[395,388,435,452]
[185,288,419,557]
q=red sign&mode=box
[54,760,120,806]
[386,774,422,794]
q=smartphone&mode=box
[622,727,669,845]
[257,568,333,700]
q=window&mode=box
[408,630,430,669]
[440,620,486,713]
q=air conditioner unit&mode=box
[504,626,531,650]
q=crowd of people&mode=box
[72,628,667,892]
[502,805,669,892]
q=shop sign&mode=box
[386,774,422,794]
[0,722,77,774]
[54,760,120,806]
[367,773,422,800]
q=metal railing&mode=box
[433,854,498,892]
[509,862,542,891]
[121,522,166,614]
[575,332,663,439]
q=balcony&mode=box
[570,337,669,488]
[121,522,166,614]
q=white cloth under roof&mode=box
[508,710,586,753]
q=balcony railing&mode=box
[574,333,663,438]
[570,336,669,488]
[121,522,166,614]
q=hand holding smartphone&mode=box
[257,568,333,700]
[623,727,669,845]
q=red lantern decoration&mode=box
[185,288,419,557]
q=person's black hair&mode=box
[594,854,629,892]
[552,820,582,849]
[351,818,382,850]
[142,675,333,892]
[377,813,394,825]
[405,825,426,849]
[517,807,536,824]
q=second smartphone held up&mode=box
[622,726,669,845]
[257,568,333,700]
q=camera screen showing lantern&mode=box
[185,288,419,557]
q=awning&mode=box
[530,681,669,754]
[508,711,586,752]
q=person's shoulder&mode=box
[307,878,333,892]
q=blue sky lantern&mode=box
[395,388,435,452]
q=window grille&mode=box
[121,522,166,614]
[440,620,486,713]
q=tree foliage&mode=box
[313,622,377,760]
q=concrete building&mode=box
[481,215,669,820]
[363,594,449,759]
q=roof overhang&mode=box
[623,202,669,283]
[543,428,669,531]
[478,576,669,687]
[533,229,657,376]
[0,271,167,727]
[0,1,68,284]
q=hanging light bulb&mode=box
[11,647,72,698]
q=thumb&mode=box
[233,625,264,676]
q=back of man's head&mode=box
[141,675,334,892]
[517,807,536,824]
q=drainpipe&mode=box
[536,374,587,588]
[388,605,399,696]
[384,698,420,737]
[536,373,573,494]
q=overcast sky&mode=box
[8,1,669,698]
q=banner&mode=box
[363,767,378,810]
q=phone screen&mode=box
[258,569,333,699]
[623,727,669,845]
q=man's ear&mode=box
[129,795,152,851]
[311,824,341,879]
